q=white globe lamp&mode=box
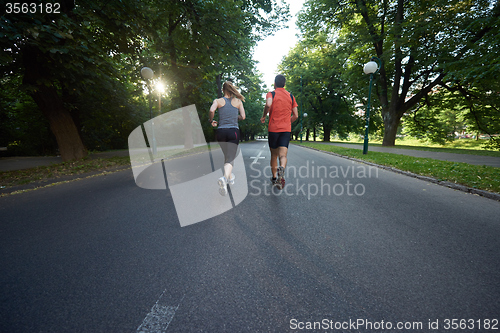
[141,67,154,80]
[363,61,378,75]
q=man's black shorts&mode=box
[268,132,291,149]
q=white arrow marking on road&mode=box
[137,291,184,333]
[250,150,265,165]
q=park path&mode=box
[314,142,500,167]
[2,142,499,173]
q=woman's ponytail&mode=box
[222,81,245,102]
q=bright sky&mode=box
[253,0,306,90]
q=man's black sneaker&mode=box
[276,166,285,190]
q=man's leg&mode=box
[269,132,290,179]
[270,148,279,178]
[275,146,288,189]
[278,146,288,169]
[274,133,291,189]
[268,132,279,178]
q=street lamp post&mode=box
[156,81,164,115]
[301,113,308,142]
[362,57,381,154]
[299,76,309,142]
[140,67,157,155]
[300,76,303,142]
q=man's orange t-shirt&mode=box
[266,88,298,132]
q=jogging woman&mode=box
[209,81,246,196]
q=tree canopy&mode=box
[278,35,362,141]
[1,0,289,160]
[2,0,499,158]
[295,0,500,148]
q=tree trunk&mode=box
[323,125,331,142]
[23,48,87,161]
[167,14,193,149]
[382,111,400,146]
[216,73,222,98]
[35,86,87,161]
[182,106,194,149]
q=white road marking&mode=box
[250,150,265,165]
[137,291,184,333]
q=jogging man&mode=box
[260,74,299,189]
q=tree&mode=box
[279,37,361,141]
[1,0,149,160]
[236,72,267,141]
[137,0,289,145]
[401,88,465,144]
[298,0,500,147]
[1,0,289,159]
[437,1,500,149]
[0,75,56,155]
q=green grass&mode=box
[0,156,131,189]
[0,145,216,192]
[328,137,500,157]
[296,141,500,194]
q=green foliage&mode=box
[0,0,289,156]
[297,0,500,148]
[136,0,289,119]
[402,89,465,144]
[1,0,153,156]
[1,0,146,94]
[237,73,267,140]
[279,36,362,142]
[0,76,57,155]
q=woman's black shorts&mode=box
[217,128,240,165]
[268,132,291,149]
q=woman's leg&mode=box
[217,128,239,181]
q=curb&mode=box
[298,145,500,202]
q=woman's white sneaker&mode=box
[218,176,228,196]
[228,173,235,185]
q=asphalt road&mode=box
[1,141,499,332]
